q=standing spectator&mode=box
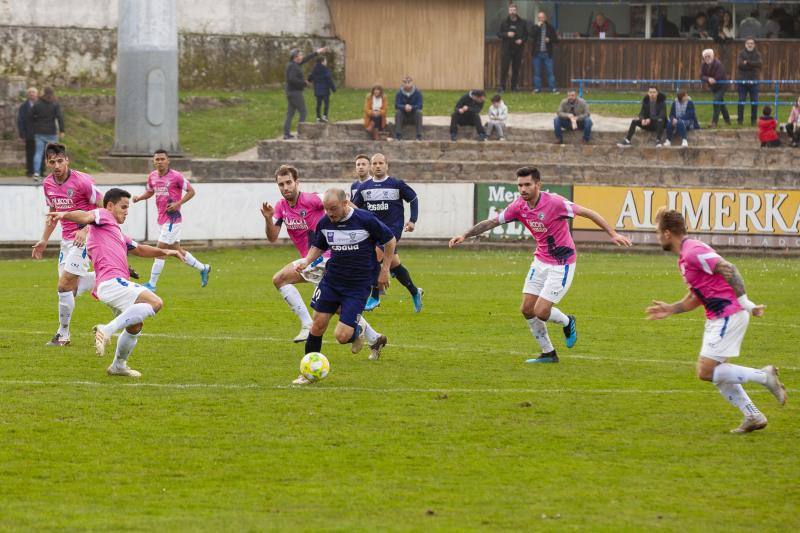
[485,94,508,141]
[701,49,731,127]
[736,38,762,126]
[308,57,336,123]
[785,96,800,148]
[589,12,617,38]
[450,90,487,141]
[617,87,667,147]
[553,89,592,144]
[665,91,700,147]
[394,76,423,141]
[364,85,387,141]
[32,86,64,180]
[757,106,780,148]
[16,87,37,179]
[283,46,326,140]
[530,11,559,94]
[689,13,711,39]
[739,10,762,39]
[497,3,527,93]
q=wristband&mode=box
[737,295,756,312]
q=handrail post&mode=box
[579,80,584,98]
[774,81,780,121]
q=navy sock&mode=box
[370,286,381,300]
[305,333,322,354]
[390,265,417,296]
[348,324,363,343]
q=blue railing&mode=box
[571,78,800,120]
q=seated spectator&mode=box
[786,96,800,148]
[618,87,666,147]
[308,57,336,123]
[757,106,780,148]
[739,11,763,39]
[394,75,423,141]
[689,14,711,39]
[450,90,487,141]
[718,11,734,41]
[485,94,508,140]
[363,85,387,141]
[553,90,592,144]
[665,91,700,147]
[590,12,616,38]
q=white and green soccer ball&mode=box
[300,352,330,382]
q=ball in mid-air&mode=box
[300,352,330,382]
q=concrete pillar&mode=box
[111,0,181,156]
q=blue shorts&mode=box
[310,280,370,328]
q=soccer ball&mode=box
[300,352,330,382]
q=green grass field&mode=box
[1,247,798,530]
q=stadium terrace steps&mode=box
[0,140,25,169]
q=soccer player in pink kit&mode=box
[132,150,210,291]
[48,188,184,377]
[32,143,103,347]
[450,166,631,363]
[647,210,787,433]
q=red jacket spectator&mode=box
[757,116,779,143]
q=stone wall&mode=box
[0,75,26,139]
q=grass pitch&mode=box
[0,247,798,530]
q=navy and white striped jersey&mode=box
[352,175,418,240]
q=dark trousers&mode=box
[450,111,485,138]
[761,139,781,148]
[665,119,695,140]
[24,138,36,176]
[395,109,423,139]
[737,83,759,125]
[499,47,523,91]
[284,90,307,137]
[786,123,800,144]
[315,95,330,118]
[626,118,665,142]
[554,117,593,141]
[710,88,731,125]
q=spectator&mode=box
[665,91,700,147]
[786,96,800,148]
[485,94,508,141]
[31,86,64,179]
[689,14,711,39]
[553,89,592,144]
[590,12,616,38]
[497,3,527,93]
[763,12,781,38]
[16,87,37,179]
[530,11,559,94]
[617,87,666,147]
[707,7,724,40]
[718,11,735,41]
[739,11,763,39]
[394,75,423,141]
[757,106,780,148]
[450,89,487,141]
[283,46,326,140]
[701,49,731,127]
[363,85,387,141]
[736,38,762,126]
[308,56,336,123]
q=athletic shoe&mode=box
[617,138,631,147]
[663,139,671,147]
[292,374,312,385]
[92,325,110,357]
[655,142,663,148]
[681,139,689,147]
[526,350,559,364]
[563,315,577,348]
[293,325,311,343]
[351,324,366,354]
[762,365,787,405]
[107,364,141,378]
[412,288,424,313]
[143,282,157,292]
[369,335,388,361]
[730,414,768,434]
[200,265,211,287]
[45,333,70,347]
[364,296,381,311]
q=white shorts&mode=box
[58,240,91,276]
[700,310,750,362]
[157,221,182,245]
[293,257,328,285]
[97,277,148,315]
[522,257,576,304]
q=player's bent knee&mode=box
[272,272,284,288]
[696,358,717,381]
[334,330,351,344]
[126,323,143,335]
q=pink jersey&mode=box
[146,169,191,226]
[496,191,582,265]
[679,238,742,320]
[86,208,137,288]
[273,191,326,257]
[43,169,102,241]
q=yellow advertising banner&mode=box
[573,186,800,236]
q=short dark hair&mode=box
[676,90,688,101]
[491,94,502,103]
[154,149,168,157]
[355,153,370,163]
[762,105,772,117]
[472,89,486,98]
[45,143,67,159]
[275,164,299,181]
[656,209,687,236]
[516,166,541,181]
[103,188,131,207]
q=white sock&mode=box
[57,291,75,337]
[183,251,206,272]
[149,258,165,286]
[112,329,140,368]
[360,316,380,344]
[526,317,554,352]
[103,303,156,335]
[716,383,762,417]
[76,272,96,297]
[547,307,570,326]
[713,363,768,386]
[279,285,312,327]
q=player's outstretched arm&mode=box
[646,291,701,320]
[449,218,501,247]
[260,202,281,242]
[132,190,154,204]
[713,259,766,317]
[47,209,95,226]
[576,208,632,247]
[130,244,185,261]
[295,246,323,273]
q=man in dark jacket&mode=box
[618,87,667,147]
[497,3,527,93]
[283,46,327,140]
[308,57,336,122]
[530,11,559,94]
[32,86,65,179]
[394,76,423,141]
[736,38,762,126]
[701,48,731,127]
[450,90,487,141]
[16,87,38,178]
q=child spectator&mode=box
[308,57,336,123]
[485,94,508,140]
[757,106,780,148]
[786,96,800,148]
